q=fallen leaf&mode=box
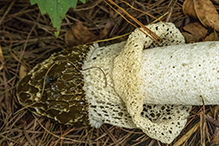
[65,28,77,47]
[19,64,28,81]
[65,21,97,46]
[193,0,219,31]
[204,30,219,41]
[181,32,199,43]
[99,20,114,40]
[65,21,114,47]
[182,22,208,42]
[183,0,197,19]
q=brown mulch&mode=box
[0,0,218,145]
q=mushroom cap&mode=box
[17,45,90,126]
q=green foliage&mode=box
[30,0,86,37]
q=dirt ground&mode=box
[1,0,218,145]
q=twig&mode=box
[0,0,16,25]
[105,0,162,44]
[206,115,219,127]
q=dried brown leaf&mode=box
[19,64,28,81]
[181,32,199,43]
[204,31,219,41]
[65,21,97,46]
[65,28,77,47]
[182,22,208,43]
[183,0,197,19]
[194,0,219,31]
[99,20,114,40]
[183,22,208,39]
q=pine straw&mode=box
[0,0,218,145]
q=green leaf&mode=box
[30,0,86,37]
[79,0,86,3]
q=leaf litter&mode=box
[182,22,208,43]
[1,0,219,145]
[65,20,114,46]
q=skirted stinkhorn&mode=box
[17,22,219,144]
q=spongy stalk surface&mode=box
[142,41,219,105]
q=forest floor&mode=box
[1,0,219,145]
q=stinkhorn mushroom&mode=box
[17,22,219,144]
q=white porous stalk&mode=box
[142,41,219,105]
[83,22,219,144]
